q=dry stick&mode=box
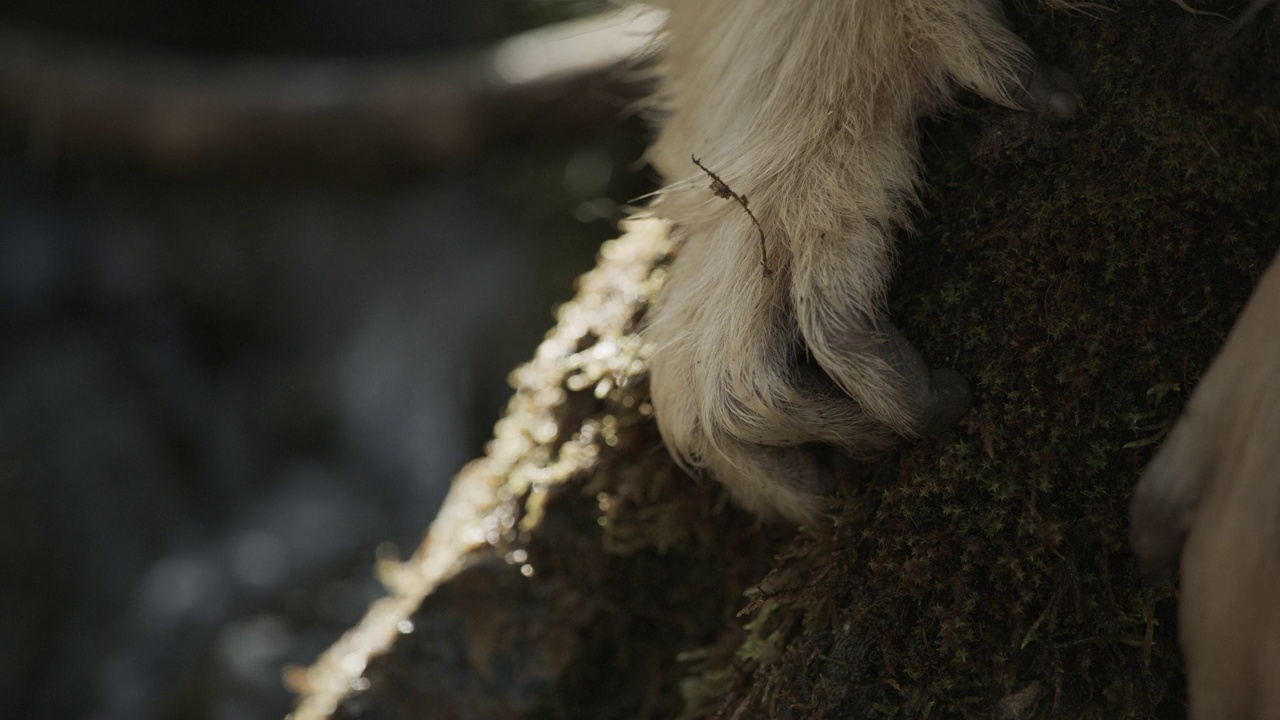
[1168,0,1229,21]
[691,155,770,278]
[1228,0,1277,35]
[1170,0,1277,33]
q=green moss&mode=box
[680,2,1280,718]
[316,4,1280,718]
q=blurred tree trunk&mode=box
[290,3,1280,719]
[0,8,659,177]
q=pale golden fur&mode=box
[1131,251,1280,720]
[642,0,1071,524]
[639,0,1280,711]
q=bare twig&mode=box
[1228,0,1278,36]
[691,155,769,277]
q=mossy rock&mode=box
[291,3,1280,719]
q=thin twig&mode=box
[692,155,770,278]
[1168,0,1230,21]
[1228,0,1277,36]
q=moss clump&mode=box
[684,2,1280,717]
[298,4,1280,719]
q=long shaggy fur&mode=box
[642,0,1071,524]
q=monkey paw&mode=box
[1129,251,1280,717]
[643,0,1080,525]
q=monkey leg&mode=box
[644,0,1081,524]
[791,219,974,438]
[647,214,897,525]
[1130,251,1280,720]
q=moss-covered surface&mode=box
[293,3,1280,719]
[682,3,1280,717]
[290,220,779,720]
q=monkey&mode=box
[1129,249,1280,720]
[635,1,1280,713]
[639,0,1081,525]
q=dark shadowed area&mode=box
[0,2,652,719]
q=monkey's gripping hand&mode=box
[643,0,1079,525]
[1129,251,1280,719]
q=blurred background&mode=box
[0,1,655,718]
